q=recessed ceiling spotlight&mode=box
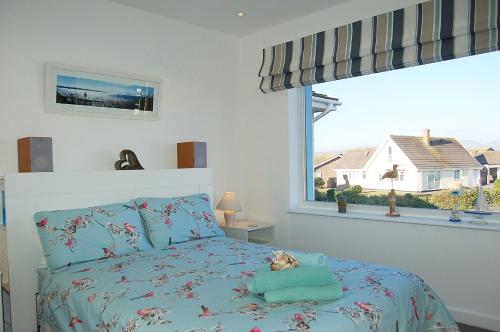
[236,11,246,17]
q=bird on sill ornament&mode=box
[381,164,399,182]
[270,250,299,271]
[381,164,400,217]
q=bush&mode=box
[494,179,500,191]
[343,185,362,195]
[314,189,327,201]
[314,177,325,189]
[326,189,336,202]
[316,185,500,210]
[426,187,500,210]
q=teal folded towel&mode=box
[264,283,343,303]
[293,253,327,267]
[247,266,333,294]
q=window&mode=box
[305,51,500,212]
[427,171,441,190]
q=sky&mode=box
[313,51,500,153]
[57,75,155,97]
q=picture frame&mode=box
[44,63,160,120]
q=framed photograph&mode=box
[45,64,160,120]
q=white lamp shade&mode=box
[216,192,242,212]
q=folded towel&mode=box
[264,283,343,303]
[247,265,333,294]
[293,253,327,267]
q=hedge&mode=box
[314,184,500,210]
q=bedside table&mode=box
[221,220,274,244]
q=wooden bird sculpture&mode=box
[382,164,398,180]
[381,164,400,217]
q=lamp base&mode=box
[224,211,236,226]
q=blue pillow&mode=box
[136,193,225,247]
[34,201,153,270]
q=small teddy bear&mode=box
[270,250,299,271]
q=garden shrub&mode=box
[344,185,362,195]
[314,177,325,189]
[316,184,500,210]
[326,189,336,202]
[314,189,327,201]
[494,179,500,191]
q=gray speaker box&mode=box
[17,137,54,172]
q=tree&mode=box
[314,177,325,189]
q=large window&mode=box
[308,51,500,212]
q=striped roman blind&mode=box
[258,0,499,93]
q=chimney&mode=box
[423,129,431,146]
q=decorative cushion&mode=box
[34,201,153,270]
[136,193,225,247]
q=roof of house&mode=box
[314,152,340,165]
[475,151,500,166]
[335,148,375,169]
[390,135,482,170]
[469,147,494,156]
[313,152,343,170]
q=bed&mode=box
[5,169,458,331]
[38,236,458,331]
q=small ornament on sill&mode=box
[464,179,492,225]
[381,164,400,217]
[449,182,464,222]
[337,194,347,213]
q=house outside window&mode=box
[301,51,498,213]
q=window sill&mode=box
[287,205,500,232]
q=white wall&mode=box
[236,0,500,329]
[0,0,241,203]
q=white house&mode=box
[473,150,500,185]
[336,129,483,192]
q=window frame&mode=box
[287,87,500,230]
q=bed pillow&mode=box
[34,200,153,270]
[136,193,225,247]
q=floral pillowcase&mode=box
[34,200,153,270]
[136,193,225,248]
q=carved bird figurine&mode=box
[382,164,398,180]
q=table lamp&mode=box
[216,192,242,225]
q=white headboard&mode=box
[5,168,214,332]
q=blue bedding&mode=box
[39,237,458,331]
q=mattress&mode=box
[39,237,458,331]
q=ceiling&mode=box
[107,0,351,37]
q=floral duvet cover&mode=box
[39,237,458,332]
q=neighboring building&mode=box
[336,129,482,192]
[334,148,375,188]
[314,152,343,187]
[469,147,494,156]
[474,150,500,185]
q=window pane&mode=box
[308,51,500,212]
